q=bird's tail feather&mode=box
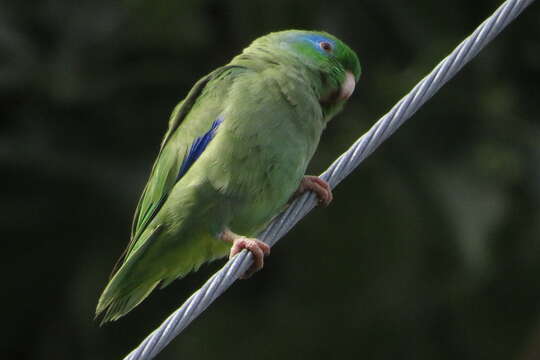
[96,226,163,325]
[96,279,159,325]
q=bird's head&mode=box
[240,30,361,119]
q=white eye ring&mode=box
[319,41,333,52]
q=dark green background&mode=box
[2,1,540,359]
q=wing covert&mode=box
[110,65,245,276]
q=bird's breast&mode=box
[203,69,325,234]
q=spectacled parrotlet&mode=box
[96,30,361,323]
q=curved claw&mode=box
[221,229,271,279]
[230,237,270,279]
[294,175,333,206]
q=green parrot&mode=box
[96,30,361,324]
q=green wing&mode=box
[110,65,245,276]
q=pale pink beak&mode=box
[339,71,356,101]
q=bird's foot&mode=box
[220,229,271,279]
[293,175,333,206]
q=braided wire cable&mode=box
[123,0,536,358]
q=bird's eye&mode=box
[319,41,333,53]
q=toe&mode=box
[310,176,329,189]
[310,180,333,206]
[299,176,333,206]
[229,239,245,258]
[229,238,271,279]
[258,241,271,256]
[317,184,332,206]
[245,241,265,270]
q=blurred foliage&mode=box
[2,0,540,359]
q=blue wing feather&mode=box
[133,117,224,243]
[177,117,223,180]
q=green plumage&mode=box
[96,30,361,323]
